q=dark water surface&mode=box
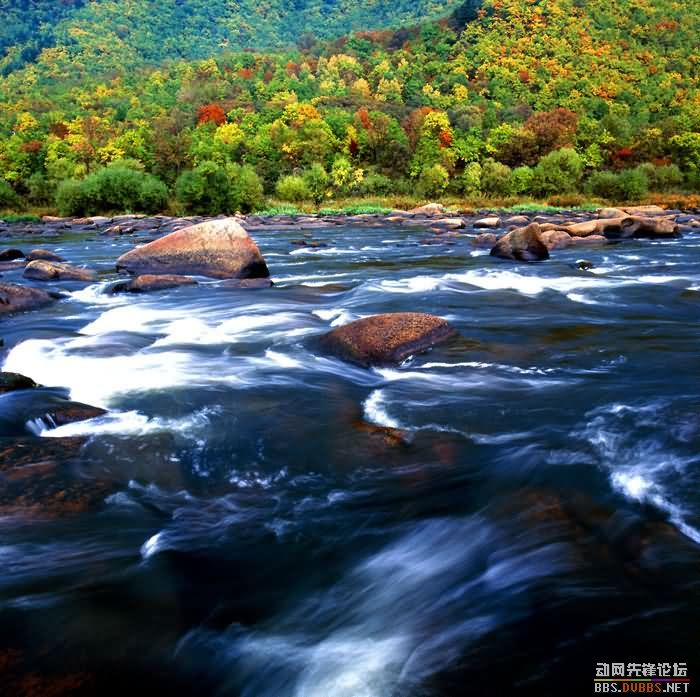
[1,222,700,695]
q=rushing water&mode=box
[1,221,700,695]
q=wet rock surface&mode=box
[490,222,550,261]
[23,260,96,282]
[110,274,198,294]
[0,372,39,393]
[116,218,270,280]
[0,437,112,519]
[320,312,457,367]
[0,282,56,316]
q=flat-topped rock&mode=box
[23,260,96,282]
[474,216,501,229]
[320,312,457,367]
[110,274,198,294]
[26,248,65,262]
[116,218,269,280]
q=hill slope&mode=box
[0,0,460,75]
[0,0,698,211]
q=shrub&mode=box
[138,175,169,213]
[637,163,684,192]
[56,165,169,215]
[55,179,90,216]
[617,167,649,200]
[0,179,20,209]
[302,163,329,204]
[480,159,512,197]
[508,166,534,195]
[175,161,230,214]
[357,173,393,196]
[276,175,311,202]
[530,148,584,196]
[27,172,53,205]
[417,163,449,198]
[460,162,482,196]
[586,167,649,201]
[230,164,264,213]
[586,171,621,200]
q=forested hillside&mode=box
[0,0,459,75]
[0,0,698,214]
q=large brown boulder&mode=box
[408,203,445,216]
[490,222,550,261]
[115,218,269,280]
[110,274,198,294]
[539,229,573,250]
[0,282,56,316]
[23,260,96,282]
[320,313,457,367]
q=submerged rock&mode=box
[0,372,39,394]
[490,222,550,261]
[115,218,270,280]
[110,274,198,294]
[219,278,274,290]
[23,260,96,282]
[472,232,500,248]
[0,282,56,316]
[320,313,457,367]
[0,437,112,519]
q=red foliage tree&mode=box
[197,104,226,126]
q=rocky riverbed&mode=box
[1,204,699,696]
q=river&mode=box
[1,217,699,695]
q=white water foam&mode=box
[578,402,700,543]
[363,390,403,429]
[181,516,572,697]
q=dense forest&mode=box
[0,0,460,74]
[0,0,698,214]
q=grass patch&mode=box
[254,204,303,216]
[0,213,42,223]
[502,202,600,213]
[317,204,394,215]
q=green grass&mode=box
[0,213,42,222]
[317,205,394,215]
[253,204,303,216]
[502,202,600,213]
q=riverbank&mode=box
[1,203,699,241]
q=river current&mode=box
[1,219,699,695]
